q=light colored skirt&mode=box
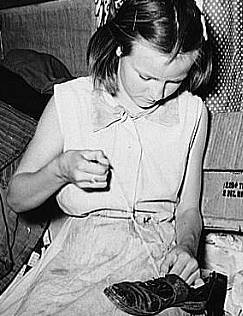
[0,212,205,316]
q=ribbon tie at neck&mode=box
[91,89,180,132]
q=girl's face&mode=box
[117,40,197,110]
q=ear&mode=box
[116,46,123,57]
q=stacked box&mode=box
[202,112,243,231]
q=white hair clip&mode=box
[195,0,208,41]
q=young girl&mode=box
[1,0,212,315]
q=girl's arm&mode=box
[161,103,208,284]
[7,97,110,213]
[7,97,65,212]
[175,104,208,256]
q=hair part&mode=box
[87,0,212,96]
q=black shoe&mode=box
[104,272,227,316]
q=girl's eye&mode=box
[139,74,151,81]
[165,81,182,89]
[167,80,183,85]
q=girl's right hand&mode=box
[57,150,111,189]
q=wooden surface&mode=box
[204,112,243,170]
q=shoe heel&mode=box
[180,272,228,315]
[206,272,227,316]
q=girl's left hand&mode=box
[160,245,200,285]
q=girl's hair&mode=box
[87,0,212,96]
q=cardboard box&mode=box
[203,112,243,170]
[202,171,243,231]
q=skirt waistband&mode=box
[90,209,173,224]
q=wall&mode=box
[0,0,96,76]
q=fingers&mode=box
[81,150,110,169]
[194,277,205,288]
[72,150,111,189]
[187,269,201,286]
[160,251,177,275]
[74,171,108,185]
[161,247,199,285]
[59,149,112,188]
[170,253,198,277]
[170,260,199,285]
[80,150,110,173]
